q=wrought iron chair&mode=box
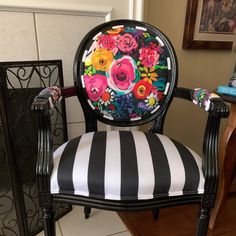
[31,20,229,236]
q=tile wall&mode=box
[0,10,104,138]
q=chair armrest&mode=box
[174,87,192,101]
[174,87,229,117]
[31,86,62,111]
[31,85,77,111]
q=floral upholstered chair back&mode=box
[74,20,177,125]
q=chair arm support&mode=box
[31,86,61,187]
[31,86,75,191]
[36,110,53,194]
[202,114,221,194]
[175,87,229,193]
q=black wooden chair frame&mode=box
[32,20,229,236]
[35,86,228,236]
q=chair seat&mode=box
[51,131,205,200]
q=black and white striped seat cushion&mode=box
[51,131,205,200]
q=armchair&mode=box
[32,19,229,236]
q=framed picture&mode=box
[183,0,236,49]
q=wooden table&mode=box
[209,94,236,230]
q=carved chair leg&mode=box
[196,194,215,236]
[84,206,91,219]
[43,207,55,236]
[196,207,210,236]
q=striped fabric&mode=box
[51,131,205,200]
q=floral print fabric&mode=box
[82,25,170,120]
[38,86,62,108]
[192,88,220,111]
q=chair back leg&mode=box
[84,206,91,219]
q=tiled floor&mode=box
[37,206,131,236]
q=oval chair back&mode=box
[74,19,178,127]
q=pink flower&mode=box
[109,56,136,92]
[139,47,160,68]
[117,33,138,52]
[84,74,107,101]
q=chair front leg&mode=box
[196,208,210,236]
[43,206,56,236]
[196,194,215,236]
[39,190,55,236]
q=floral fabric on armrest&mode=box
[32,86,62,110]
[192,88,220,111]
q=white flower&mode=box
[145,92,158,109]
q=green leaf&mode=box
[154,65,168,70]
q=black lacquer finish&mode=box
[0,60,71,236]
[32,20,229,236]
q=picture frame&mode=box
[182,0,235,50]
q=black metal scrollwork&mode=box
[0,60,70,236]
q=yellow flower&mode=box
[91,49,114,71]
[141,66,158,84]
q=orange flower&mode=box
[91,49,114,71]
[141,67,158,84]
[107,27,124,34]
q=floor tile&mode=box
[36,222,62,236]
[107,230,132,236]
[59,206,128,236]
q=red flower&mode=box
[98,35,117,50]
[108,104,115,110]
[133,80,152,99]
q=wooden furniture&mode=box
[209,94,236,230]
[119,196,236,235]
